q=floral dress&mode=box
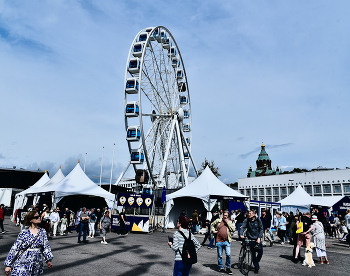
[4,228,53,276]
[311,221,326,252]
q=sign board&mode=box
[117,193,153,208]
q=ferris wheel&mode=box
[117,26,198,189]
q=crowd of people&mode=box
[169,207,350,275]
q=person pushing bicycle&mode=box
[240,209,264,274]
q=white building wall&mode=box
[238,169,350,202]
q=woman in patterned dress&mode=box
[4,210,53,275]
[311,215,329,264]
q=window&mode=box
[240,190,244,195]
[253,189,257,196]
[281,188,286,195]
[333,185,341,193]
[253,197,258,201]
[314,186,321,194]
[323,185,331,193]
[288,186,294,194]
[305,186,312,194]
[274,196,279,202]
[259,189,264,196]
[266,197,272,202]
[344,184,350,193]
[273,188,279,195]
[266,189,271,195]
[246,190,251,196]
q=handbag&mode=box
[296,217,303,234]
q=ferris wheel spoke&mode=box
[142,66,170,111]
[148,43,172,109]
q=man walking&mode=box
[211,210,235,274]
[78,207,89,243]
[260,210,273,247]
[235,209,245,240]
[49,208,60,237]
[118,207,127,235]
[241,210,264,274]
[208,210,220,249]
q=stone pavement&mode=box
[1,218,350,275]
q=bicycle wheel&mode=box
[241,248,252,275]
[237,245,245,269]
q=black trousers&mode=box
[119,221,126,235]
[0,219,4,232]
[278,229,286,242]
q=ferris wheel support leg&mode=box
[115,161,131,186]
[175,120,188,187]
[159,119,177,188]
[179,127,198,177]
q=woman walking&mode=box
[88,209,96,238]
[311,215,329,264]
[100,211,111,244]
[168,215,201,276]
[4,210,53,275]
[40,208,51,235]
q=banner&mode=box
[111,215,150,233]
[117,193,153,208]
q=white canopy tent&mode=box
[278,184,331,213]
[29,163,116,209]
[165,166,247,228]
[0,188,12,206]
[26,167,66,207]
[12,172,50,221]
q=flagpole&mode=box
[84,153,87,172]
[100,147,104,186]
[109,143,115,193]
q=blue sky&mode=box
[0,0,349,184]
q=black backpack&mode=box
[178,231,197,264]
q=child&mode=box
[339,220,348,241]
[60,214,68,235]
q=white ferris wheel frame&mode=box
[120,26,198,189]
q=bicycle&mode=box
[238,238,253,275]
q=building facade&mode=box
[239,143,350,201]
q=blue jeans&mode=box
[216,241,231,269]
[237,223,243,239]
[269,228,274,241]
[209,235,215,248]
[173,260,192,276]
[249,241,263,270]
[78,223,88,241]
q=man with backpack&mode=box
[168,215,201,276]
[211,210,235,274]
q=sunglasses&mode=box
[33,215,41,219]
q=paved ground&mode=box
[1,218,350,276]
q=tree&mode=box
[198,158,221,178]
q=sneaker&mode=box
[104,241,108,244]
[218,268,225,273]
[254,268,259,274]
[280,242,285,245]
[317,260,324,264]
[270,241,273,247]
[226,268,232,275]
[326,260,329,264]
[101,241,104,244]
[77,240,82,243]
[91,236,94,239]
[207,246,213,249]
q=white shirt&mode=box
[49,212,60,222]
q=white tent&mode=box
[278,184,331,213]
[165,166,247,228]
[12,172,50,221]
[27,167,65,206]
[31,163,116,209]
[0,188,12,206]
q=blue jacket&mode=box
[278,216,286,230]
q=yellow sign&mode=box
[119,196,126,205]
[145,198,152,207]
[136,197,143,206]
[128,197,135,206]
